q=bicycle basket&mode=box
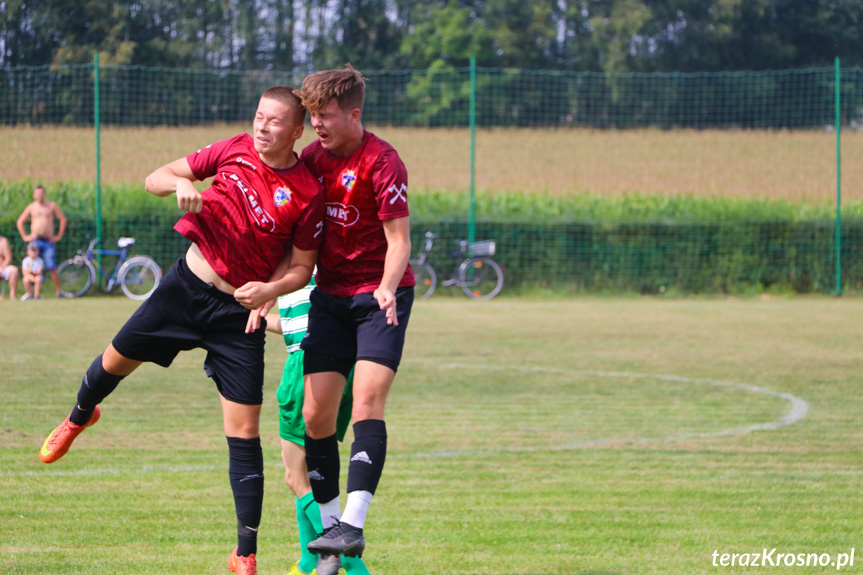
[467,240,496,257]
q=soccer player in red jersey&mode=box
[291,66,415,575]
[38,86,324,575]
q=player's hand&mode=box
[235,281,276,310]
[245,307,267,333]
[373,287,398,326]
[175,180,203,214]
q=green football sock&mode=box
[298,494,370,574]
[342,555,370,575]
[296,493,321,574]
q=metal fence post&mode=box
[835,57,842,296]
[469,57,476,244]
[94,52,103,280]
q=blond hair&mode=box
[295,65,365,115]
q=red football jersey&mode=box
[301,131,415,297]
[174,133,324,288]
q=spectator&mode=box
[16,185,67,298]
[21,241,44,300]
[0,234,20,300]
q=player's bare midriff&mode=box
[185,242,235,295]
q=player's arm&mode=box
[375,216,412,326]
[238,247,316,333]
[239,248,292,333]
[266,244,317,298]
[235,246,316,311]
[16,205,32,241]
[52,203,67,242]
[264,311,283,334]
[145,158,203,214]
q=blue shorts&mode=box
[300,286,413,369]
[112,258,267,405]
[34,237,56,270]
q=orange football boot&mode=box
[39,406,101,463]
[229,547,257,575]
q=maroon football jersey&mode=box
[301,131,415,297]
[174,133,324,288]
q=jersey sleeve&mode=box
[372,148,410,220]
[291,187,326,251]
[186,135,241,181]
[298,144,322,181]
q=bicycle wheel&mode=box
[410,259,437,299]
[57,257,96,298]
[458,257,504,300]
[118,256,162,300]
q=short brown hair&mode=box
[261,86,306,123]
[295,65,365,115]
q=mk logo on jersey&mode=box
[273,187,292,206]
[325,202,360,227]
[341,169,357,191]
[388,183,408,204]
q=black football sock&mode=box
[304,433,341,504]
[346,419,387,495]
[227,436,264,557]
[70,354,125,425]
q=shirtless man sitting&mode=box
[0,234,20,300]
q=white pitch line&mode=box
[6,364,809,475]
[389,362,810,459]
[7,464,222,477]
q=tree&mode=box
[309,0,405,70]
[0,0,55,66]
[399,1,495,69]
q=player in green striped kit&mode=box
[266,276,369,575]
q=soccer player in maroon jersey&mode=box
[292,66,415,575]
[37,86,324,575]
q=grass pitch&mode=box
[1,296,862,574]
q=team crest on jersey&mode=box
[274,187,292,206]
[341,169,357,191]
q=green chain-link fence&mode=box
[1,62,862,295]
[4,64,861,128]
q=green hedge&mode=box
[2,212,857,296]
[1,181,856,295]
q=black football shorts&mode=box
[300,286,413,371]
[112,258,266,405]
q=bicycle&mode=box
[410,231,504,300]
[57,236,162,300]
